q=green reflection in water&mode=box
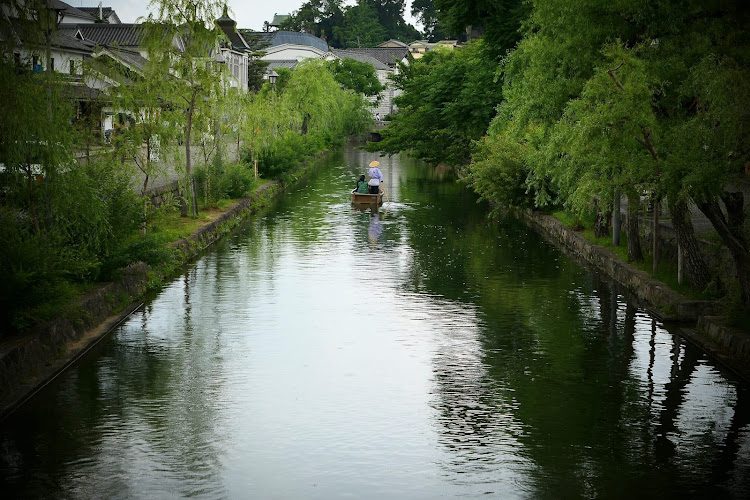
[1,143,748,499]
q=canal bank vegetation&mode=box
[376,0,750,319]
[0,1,374,337]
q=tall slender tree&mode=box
[145,0,224,217]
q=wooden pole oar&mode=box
[382,184,390,204]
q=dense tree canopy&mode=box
[371,40,501,166]
[410,0,450,42]
[282,0,420,48]
[465,0,750,305]
[326,58,385,97]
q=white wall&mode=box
[16,46,86,76]
[221,48,248,92]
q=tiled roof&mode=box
[65,82,102,100]
[52,31,93,52]
[217,12,250,52]
[100,47,147,72]
[378,39,408,48]
[240,30,327,53]
[337,47,409,68]
[54,0,97,21]
[330,49,388,71]
[10,19,92,52]
[265,59,298,70]
[73,23,146,47]
[240,30,274,48]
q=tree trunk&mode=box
[613,190,621,246]
[696,192,750,309]
[626,193,644,262]
[668,198,711,292]
[183,93,197,217]
[142,142,151,196]
[594,199,610,238]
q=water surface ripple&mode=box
[1,145,749,499]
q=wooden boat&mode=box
[351,189,383,205]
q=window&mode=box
[69,59,76,75]
[50,57,54,71]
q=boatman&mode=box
[368,160,384,195]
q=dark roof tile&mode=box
[73,23,146,47]
[330,49,388,70]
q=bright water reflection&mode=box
[1,144,749,499]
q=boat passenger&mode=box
[356,174,368,193]
[368,160,384,195]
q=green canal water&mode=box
[1,144,749,499]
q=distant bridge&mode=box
[367,121,388,142]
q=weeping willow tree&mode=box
[144,0,224,217]
[469,0,749,300]
[243,60,371,178]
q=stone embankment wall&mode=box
[0,181,280,418]
[641,216,736,280]
[518,209,750,381]
[519,209,713,321]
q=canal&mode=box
[1,144,749,498]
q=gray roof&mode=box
[71,23,146,47]
[330,49,388,71]
[54,0,98,21]
[354,47,410,67]
[265,59,298,70]
[9,19,92,52]
[378,39,408,48]
[240,30,328,53]
[52,30,93,52]
[100,47,147,72]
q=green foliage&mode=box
[468,132,532,210]
[370,40,501,166]
[255,132,323,178]
[468,0,750,306]
[333,2,388,48]
[0,156,144,331]
[285,0,419,48]
[194,156,258,204]
[434,0,529,56]
[280,0,344,44]
[240,32,271,92]
[144,0,225,216]
[242,60,371,178]
[410,0,449,41]
[95,47,178,195]
[326,58,385,97]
